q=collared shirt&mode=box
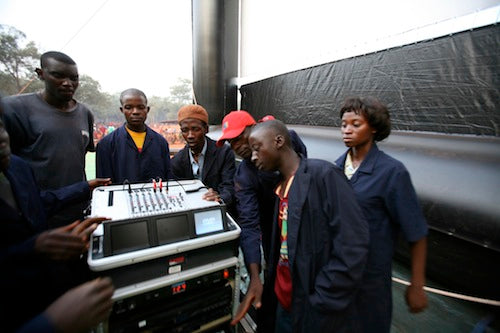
[189,139,207,179]
[344,151,358,180]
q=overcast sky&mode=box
[0,0,193,97]
[2,1,498,97]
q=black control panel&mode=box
[107,267,236,333]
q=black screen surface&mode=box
[156,214,190,245]
[110,220,149,255]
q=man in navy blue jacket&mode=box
[96,88,171,184]
[216,111,307,331]
[249,119,369,332]
[0,110,114,332]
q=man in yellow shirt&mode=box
[96,88,172,183]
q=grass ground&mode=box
[86,152,96,180]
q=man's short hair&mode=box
[119,88,148,105]
[253,119,292,148]
[40,51,76,68]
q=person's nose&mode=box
[251,150,258,163]
[61,78,72,86]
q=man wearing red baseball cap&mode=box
[217,110,307,332]
[216,111,276,150]
[216,111,256,146]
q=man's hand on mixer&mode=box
[35,217,110,260]
[202,188,222,203]
[88,178,112,190]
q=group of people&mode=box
[0,50,428,333]
[1,51,114,332]
[213,105,428,333]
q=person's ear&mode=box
[35,68,43,79]
[119,107,124,114]
[275,134,284,149]
[146,106,150,113]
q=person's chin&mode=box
[343,140,354,147]
[240,153,251,160]
[129,119,145,126]
[58,91,74,100]
[0,155,10,171]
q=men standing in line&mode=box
[3,51,95,228]
[171,104,236,214]
[96,88,171,183]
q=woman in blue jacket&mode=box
[335,96,428,333]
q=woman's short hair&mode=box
[339,96,391,142]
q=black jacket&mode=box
[171,137,236,210]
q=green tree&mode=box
[146,79,193,123]
[0,24,115,121]
[0,25,191,126]
[169,78,192,105]
[75,74,117,122]
[147,95,175,122]
[0,24,40,94]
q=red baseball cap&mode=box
[258,115,275,122]
[216,110,256,147]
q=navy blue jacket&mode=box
[0,155,91,333]
[336,144,427,332]
[2,155,90,251]
[171,137,236,209]
[96,124,171,184]
[16,314,54,333]
[234,130,307,267]
[268,157,369,332]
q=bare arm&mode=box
[405,237,428,313]
[230,263,263,326]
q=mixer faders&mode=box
[128,188,187,216]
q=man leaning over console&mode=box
[171,104,236,215]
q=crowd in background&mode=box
[94,122,185,150]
